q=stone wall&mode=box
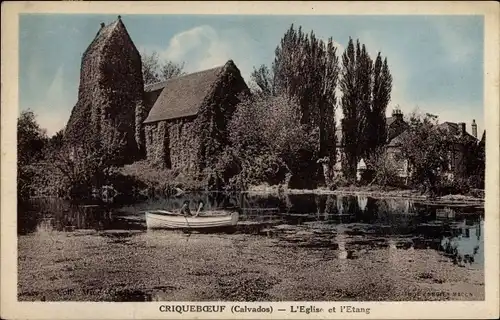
[144,116,200,173]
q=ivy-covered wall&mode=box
[144,116,200,173]
[144,61,250,176]
[64,19,143,164]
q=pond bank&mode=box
[18,230,484,302]
[247,185,485,204]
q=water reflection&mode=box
[18,192,484,268]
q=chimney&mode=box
[471,119,477,139]
[392,108,403,121]
[459,122,466,136]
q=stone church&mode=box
[64,16,249,171]
[143,61,249,173]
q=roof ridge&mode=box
[143,64,231,123]
[101,19,121,45]
[144,65,226,92]
[81,18,121,60]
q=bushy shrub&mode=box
[434,176,471,196]
[330,174,350,189]
[467,175,484,190]
[367,149,403,187]
[227,93,317,188]
[17,110,48,200]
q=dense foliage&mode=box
[18,24,484,200]
[225,94,316,189]
[249,25,340,187]
[17,110,145,201]
[141,50,186,85]
[17,110,48,199]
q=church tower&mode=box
[64,16,145,164]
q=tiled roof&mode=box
[143,66,224,123]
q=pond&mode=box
[18,192,484,269]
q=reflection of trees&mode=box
[384,198,411,214]
[315,195,326,218]
[17,201,41,235]
[207,192,230,209]
[365,198,379,218]
[336,196,344,214]
[324,195,338,216]
[282,194,317,214]
[344,196,367,222]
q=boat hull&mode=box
[145,210,239,229]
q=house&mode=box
[64,16,144,163]
[333,109,409,177]
[437,121,479,178]
[142,60,250,173]
[386,109,409,141]
[387,120,480,181]
[333,106,480,183]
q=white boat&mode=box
[145,209,239,229]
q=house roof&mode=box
[145,80,170,93]
[143,65,225,123]
[388,121,479,147]
[438,122,478,141]
[386,116,397,127]
[480,130,485,145]
[388,130,411,147]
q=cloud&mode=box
[157,25,260,83]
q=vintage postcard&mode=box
[1,1,499,319]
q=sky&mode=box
[19,14,484,136]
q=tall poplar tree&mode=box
[357,44,373,159]
[250,64,274,96]
[366,54,392,159]
[270,25,340,186]
[340,38,359,180]
[340,38,392,180]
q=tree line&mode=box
[234,25,393,188]
[17,24,484,201]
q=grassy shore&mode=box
[118,161,484,205]
[18,230,484,302]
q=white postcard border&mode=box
[1,1,499,319]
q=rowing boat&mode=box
[145,209,239,229]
